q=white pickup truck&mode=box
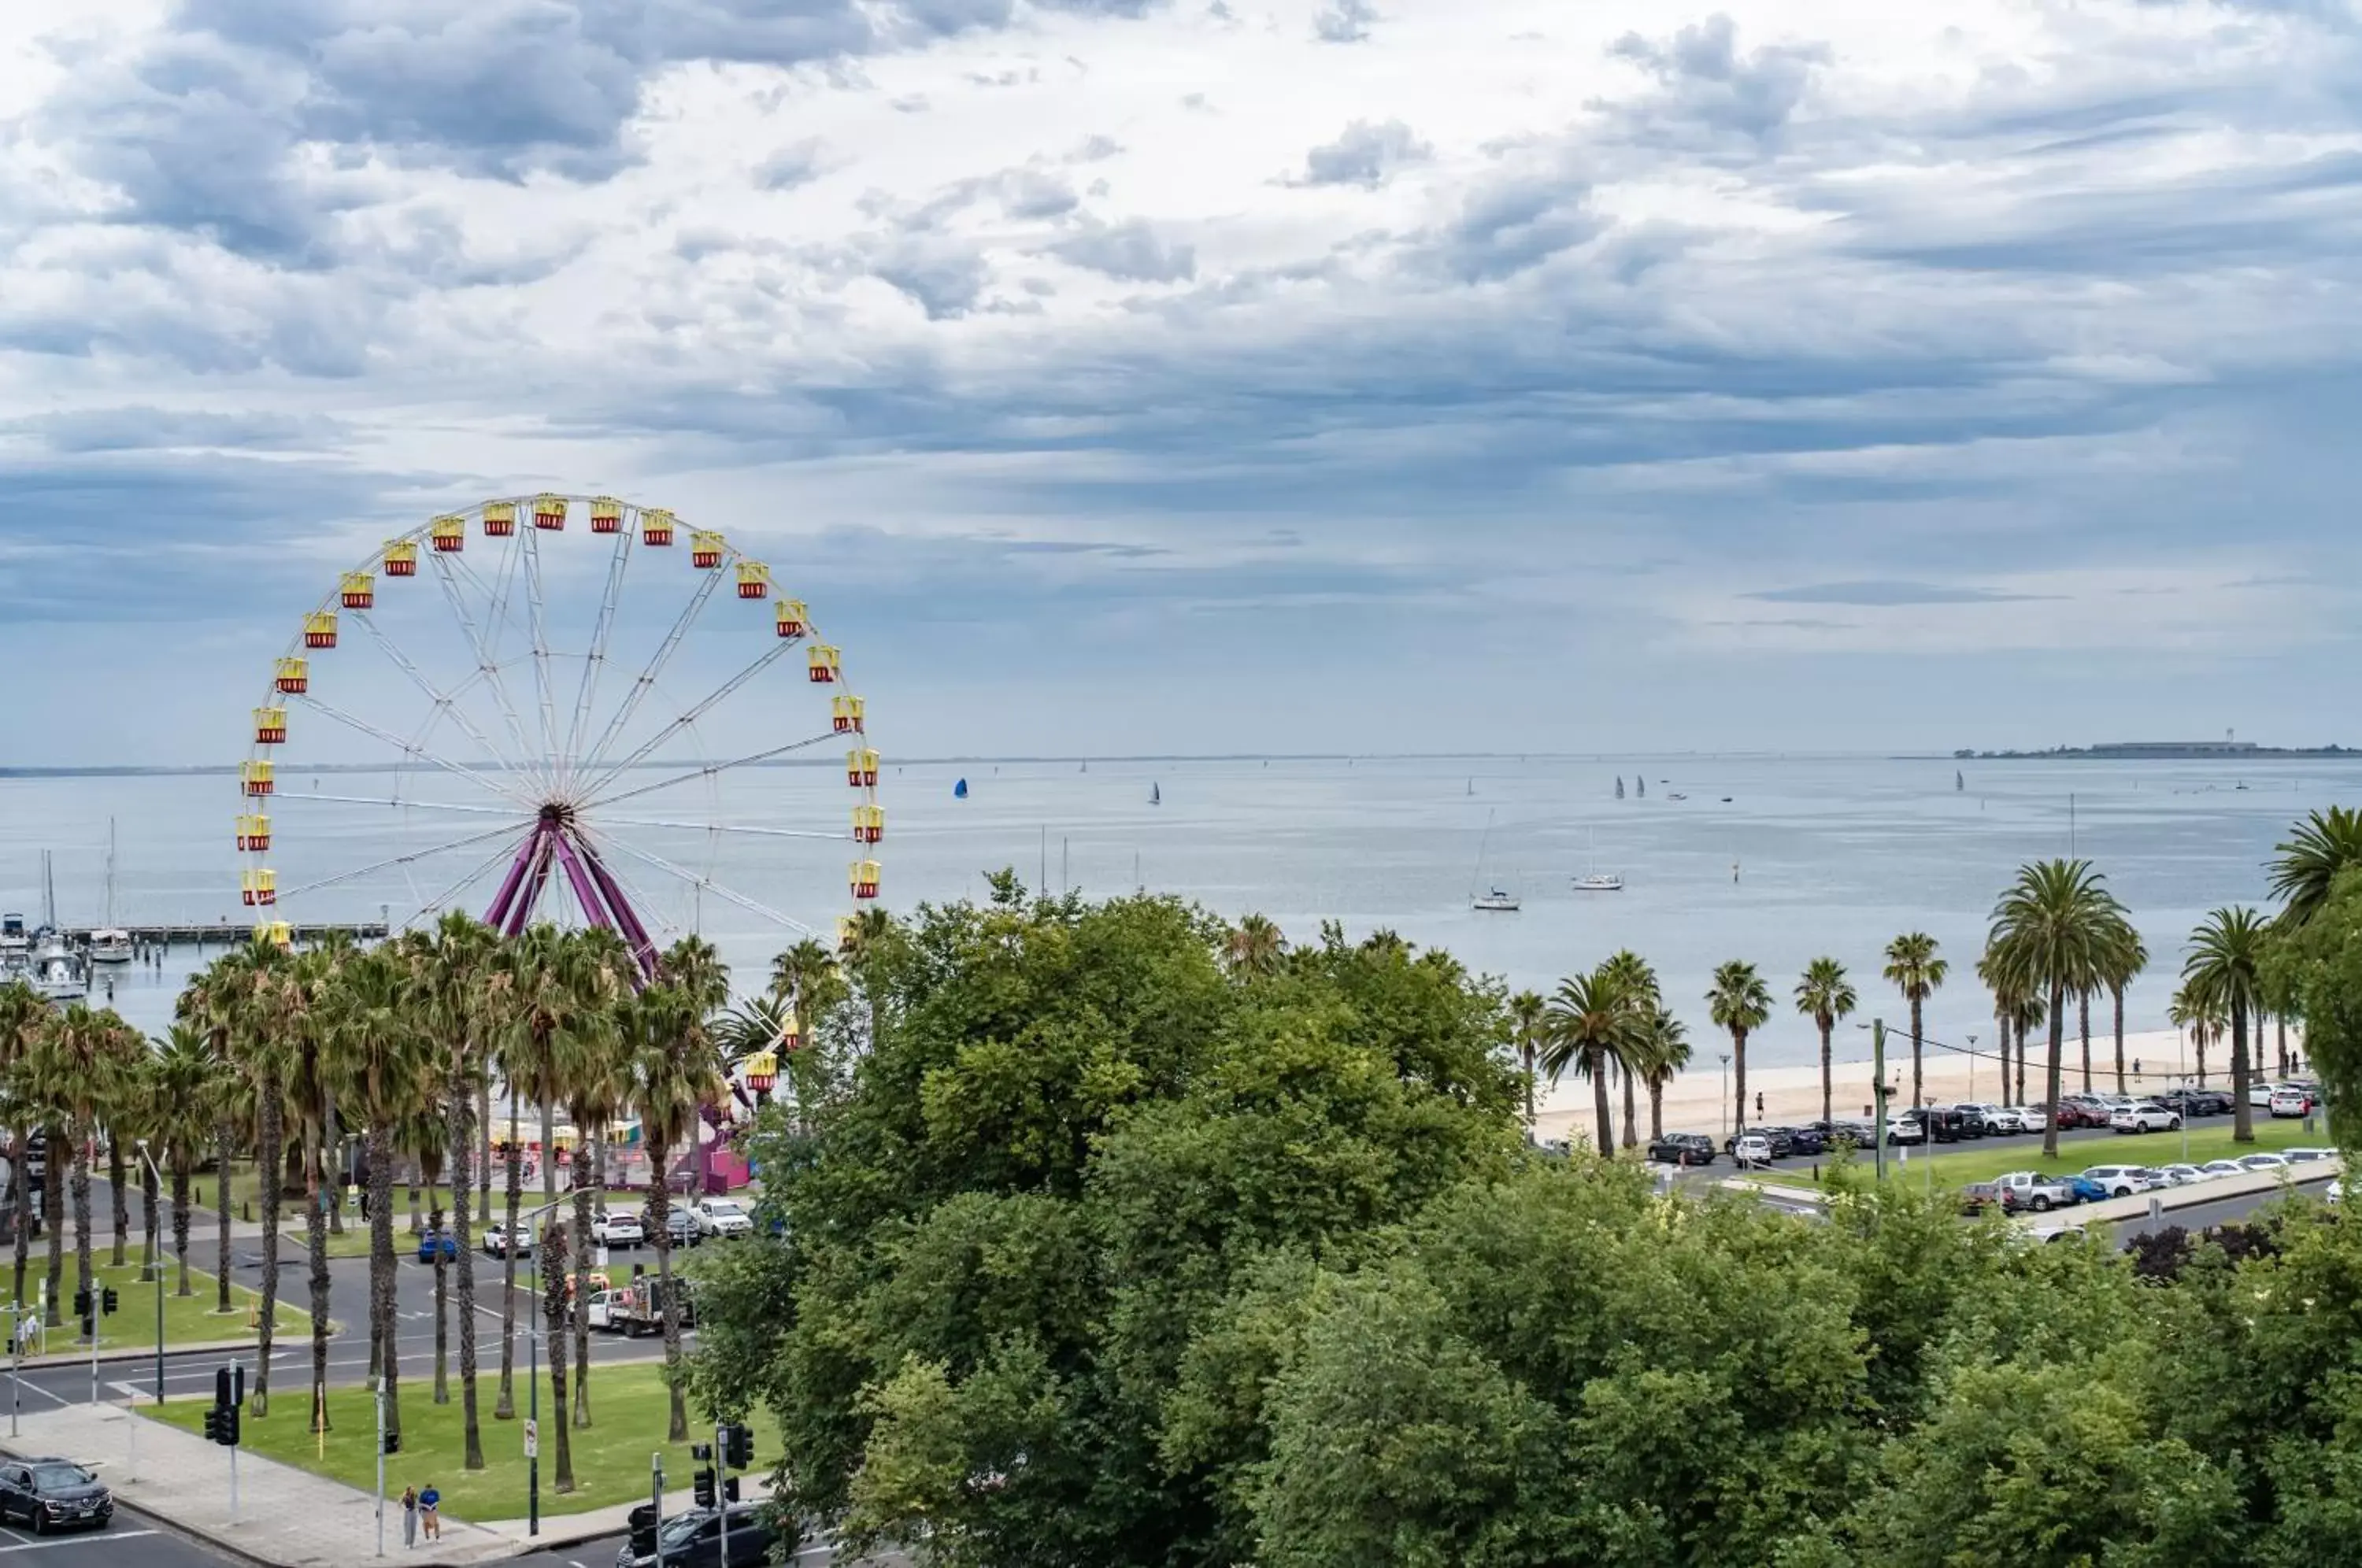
[688,1197,753,1238]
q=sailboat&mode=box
[1150,782,1161,807]
[1470,811,1519,912]
[30,853,85,1003]
[1465,778,1474,797]
[1615,777,1625,800]
[953,778,969,799]
[1635,776,1646,799]
[1955,769,1964,793]
[90,819,131,964]
[1572,828,1623,893]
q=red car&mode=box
[2053,1097,2111,1130]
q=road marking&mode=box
[0,1530,159,1552]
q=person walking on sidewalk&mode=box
[401,1485,419,1548]
[418,1482,441,1540]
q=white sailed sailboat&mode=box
[90,819,131,964]
[1470,811,1520,912]
[1572,827,1623,892]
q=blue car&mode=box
[416,1230,457,1263]
[2049,1174,2108,1206]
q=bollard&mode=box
[2147,1196,2163,1226]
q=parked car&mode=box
[639,1207,701,1249]
[1983,1106,2040,1135]
[2199,1159,2249,1179]
[2159,1087,2234,1117]
[1778,1126,1827,1156]
[591,1211,646,1248]
[1885,1115,1927,1146]
[1959,1182,2013,1215]
[1731,1133,1775,1167]
[1725,1126,1801,1158]
[2055,1096,2112,1130]
[2285,1147,2338,1164]
[2053,1173,2112,1204]
[0,1459,112,1534]
[2268,1086,2314,1119]
[416,1229,457,1263]
[2249,1080,2289,1108]
[2080,1165,2163,1199]
[617,1503,778,1568]
[1992,1171,2077,1212]
[689,1197,754,1239]
[2239,1152,2292,1173]
[2153,1163,2208,1186]
[1647,1133,1716,1167]
[483,1223,534,1259]
[2110,1102,2182,1134]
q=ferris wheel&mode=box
[235,494,883,974]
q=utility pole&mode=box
[650,1455,667,1568]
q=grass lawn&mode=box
[202,1161,478,1259]
[1749,1118,2327,1193]
[20,1258,307,1354]
[149,1359,769,1522]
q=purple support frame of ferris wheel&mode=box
[550,829,615,941]
[483,820,548,934]
[573,835,658,978]
[502,827,560,937]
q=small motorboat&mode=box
[1572,873,1625,893]
[88,928,134,965]
[1472,889,1521,912]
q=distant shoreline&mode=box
[1954,745,2356,761]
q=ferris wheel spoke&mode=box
[581,729,842,812]
[394,829,539,931]
[573,560,731,790]
[572,639,799,802]
[291,692,539,808]
[272,791,528,817]
[586,851,686,944]
[594,815,846,841]
[596,835,821,937]
[521,524,563,785]
[349,610,539,793]
[275,819,531,900]
[429,551,549,797]
[560,515,635,794]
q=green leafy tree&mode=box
[1707,960,1772,1130]
[1794,957,1857,1129]
[1883,933,1947,1111]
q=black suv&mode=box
[2158,1087,2233,1118]
[1647,1133,1716,1167]
[0,1459,111,1534]
[619,1503,778,1568]
[1724,1126,1809,1158]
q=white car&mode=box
[2109,1103,2181,1134]
[2249,1081,2283,1108]
[2080,1165,2163,1199]
[2239,1152,2291,1173]
[2153,1163,2207,1186]
[582,1289,624,1332]
[689,1197,754,1238]
[2268,1087,2313,1119]
[1731,1134,1774,1167]
[590,1211,645,1248]
[482,1223,534,1258]
[2199,1159,2249,1179]
[2285,1147,2338,1164]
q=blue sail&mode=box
[953,778,969,799]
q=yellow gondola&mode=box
[590,496,624,534]
[254,706,287,745]
[304,611,338,649]
[642,508,676,546]
[241,868,277,908]
[257,919,292,948]
[341,571,374,609]
[241,760,276,797]
[849,860,882,900]
[431,514,466,553]
[776,599,807,638]
[276,656,309,694]
[807,645,840,684]
[835,915,858,950]
[743,1050,779,1092]
[484,501,517,537]
[846,748,879,787]
[690,530,725,568]
[853,804,884,844]
[383,540,419,578]
[235,812,272,851]
[832,694,864,734]
[532,493,568,531]
[735,560,771,601]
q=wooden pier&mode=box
[61,922,391,949]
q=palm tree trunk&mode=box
[368,1122,399,1445]
[40,1128,62,1329]
[2196,1028,2209,1088]
[170,1157,191,1298]
[570,1145,593,1429]
[307,1150,331,1434]
[447,1060,483,1469]
[2112,985,2127,1095]
[433,1244,450,1405]
[1819,1024,1834,1129]
[1731,1029,1748,1132]
[477,1079,494,1229]
[1620,1067,1638,1149]
[107,1136,128,1269]
[496,1095,522,1422]
[1590,1067,1612,1157]
[1908,996,1924,1109]
[2041,984,2066,1161]
[2231,1001,2254,1144]
[213,1120,232,1315]
[70,1139,92,1329]
[2277,1015,2288,1078]
[407,1159,422,1237]
[1520,1044,1535,1129]
[1647,1079,1664,1141]
[254,1084,283,1416]
[650,1135,690,1443]
[324,1096,343,1239]
[2079,992,2092,1093]
[542,1224,576,1493]
[139,1158,157,1284]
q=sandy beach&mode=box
[1530,1025,2296,1145]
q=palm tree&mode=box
[1987,860,2122,1159]
[490,926,568,1422]
[0,982,47,1315]
[1975,943,2012,1107]
[835,907,898,1051]
[1599,952,1658,1149]
[558,930,635,1431]
[2184,908,2267,1144]
[2010,990,2045,1107]
[2100,918,2147,1095]
[539,1214,576,1494]
[2268,804,2362,927]
[1540,968,1640,1156]
[622,984,720,1442]
[20,1007,143,1344]
[1794,959,1857,1129]
[1638,1006,1690,1141]
[1882,934,1947,1110]
[655,937,731,1191]
[282,936,349,1432]
[418,912,496,1468]
[1705,962,1772,1132]
[148,1026,221,1300]
[1508,990,1546,1130]
[1223,915,1287,978]
[174,954,250,1319]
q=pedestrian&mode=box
[418,1482,441,1541]
[401,1485,418,1548]
[1754,1090,1764,1119]
[2132,1058,2141,1078]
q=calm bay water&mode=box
[2,753,2350,1065]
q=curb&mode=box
[13,1321,346,1371]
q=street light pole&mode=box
[513,1196,565,1540]
[1718,1056,1731,1138]
[135,1143,166,1407]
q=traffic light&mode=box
[224,1405,239,1446]
[724,1476,741,1503]
[690,1441,713,1462]
[692,1467,716,1508]
[202,1407,224,1444]
[383,1430,401,1455]
[203,1403,240,1447]
[71,1287,89,1319]
[721,1422,753,1470]
[100,1287,117,1315]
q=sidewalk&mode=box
[3,1402,515,1567]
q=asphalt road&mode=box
[1724,1107,2324,1179]
[0,1501,235,1566]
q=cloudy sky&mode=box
[4,0,2359,765]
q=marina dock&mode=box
[58,921,390,949]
